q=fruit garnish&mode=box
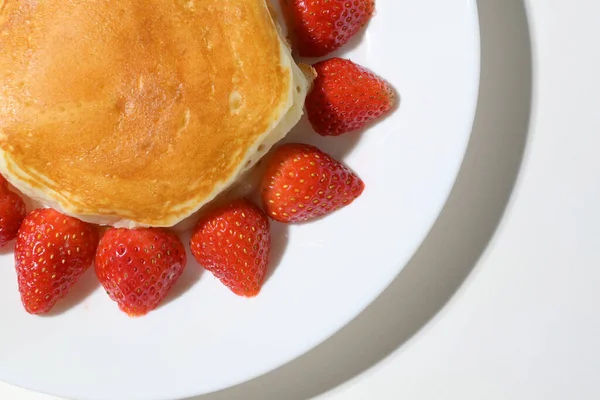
[0,176,26,247]
[281,0,375,57]
[261,143,364,223]
[15,208,98,314]
[95,228,186,317]
[306,57,395,136]
[190,199,270,297]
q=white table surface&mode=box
[3,0,600,399]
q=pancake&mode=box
[0,0,311,227]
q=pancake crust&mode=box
[0,0,309,227]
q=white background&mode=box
[3,0,600,399]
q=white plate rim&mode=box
[0,1,481,399]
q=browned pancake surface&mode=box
[0,0,294,226]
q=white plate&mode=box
[0,1,480,399]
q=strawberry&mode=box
[15,208,98,314]
[281,0,375,57]
[190,199,270,297]
[261,143,364,223]
[0,178,26,247]
[95,228,186,316]
[306,58,395,136]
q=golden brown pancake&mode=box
[0,0,310,227]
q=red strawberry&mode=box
[15,208,98,314]
[261,143,364,223]
[0,180,26,247]
[0,175,8,190]
[282,0,375,57]
[95,228,186,316]
[306,58,395,136]
[190,199,270,297]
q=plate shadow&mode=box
[187,0,532,399]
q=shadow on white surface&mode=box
[189,0,532,399]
